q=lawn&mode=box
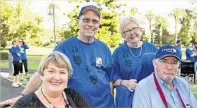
[191,84,197,99]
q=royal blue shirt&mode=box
[186,48,195,62]
[10,46,21,61]
[54,36,114,107]
[20,44,29,60]
[133,73,197,108]
[175,45,182,60]
[112,42,157,107]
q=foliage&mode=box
[130,7,138,16]
[154,15,168,46]
[170,8,185,43]
[0,0,43,49]
[178,9,193,45]
[145,10,155,43]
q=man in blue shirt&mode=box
[133,45,197,108]
[0,4,114,108]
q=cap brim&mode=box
[159,54,181,61]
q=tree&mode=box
[170,8,184,43]
[154,15,168,46]
[130,7,138,16]
[178,9,193,45]
[145,10,155,43]
[0,0,44,48]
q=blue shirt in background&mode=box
[20,44,29,60]
[133,73,197,108]
[175,45,182,60]
[54,36,114,107]
[186,48,195,62]
[10,46,21,61]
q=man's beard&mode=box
[163,77,174,84]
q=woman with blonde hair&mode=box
[12,51,92,108]
[112,16,158,107]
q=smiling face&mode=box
[153,57,179,84]
[42,63,69,93]
[78,10,100,39]
[122,21,142,44]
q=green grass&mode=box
[0,62,8,68]
[191,84,197,99]
[0,55,43,70]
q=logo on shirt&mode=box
[96,57,102,67]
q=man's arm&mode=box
[0,72,41,106]
[21,72,41,95]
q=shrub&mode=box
[0,52,9,60]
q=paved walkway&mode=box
[0,73,24,102]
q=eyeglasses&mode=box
[159,59,179,65]
[123,27,140,35]
[81,18,100,24]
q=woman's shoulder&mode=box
[12,93,45,108]
[64,88,93,107]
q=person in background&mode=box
[175,40,182,60]
[186,43,197,62]
[19,39,29,81]
[112,15,157,107]
[0,4,114,107]
[12,51,92,108]
[133,44,197,108]
[9,40,22,87]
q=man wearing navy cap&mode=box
[133,45,197,108]
[0,4,114,107]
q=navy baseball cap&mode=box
[156,45,181,61]
[78,5,100,19]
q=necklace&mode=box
[128,45,143,57]
[41,88,62,108]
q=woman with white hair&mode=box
[12,51,92,108]
[112,16,158,107]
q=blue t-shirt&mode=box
[54,36,114,107]
[133,73,197,108]
[175,45,182,59]
[20,44,29,60]
[10,46,21,61]
[186,48,195,62]
[112,42,157,107]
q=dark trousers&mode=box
[13,61,22,76]
[21,59,28,73]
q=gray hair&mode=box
[119,15,141,36]
[38,51,72,79]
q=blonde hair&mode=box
[38,51,72,78]
[119,15,142,36]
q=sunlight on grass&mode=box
[0,62,8,68]
[191,84,197,99]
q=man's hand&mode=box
[0,96,22,107]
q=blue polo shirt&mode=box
[54,36,114,107]
[133,73,197,108]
